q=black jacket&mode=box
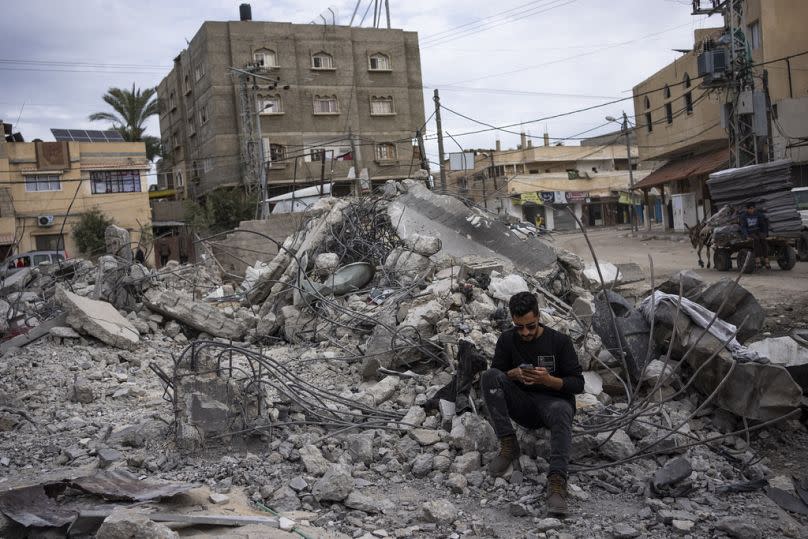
[492,326,584,406]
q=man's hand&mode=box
[506,367,526,383]
[521,367,564,391]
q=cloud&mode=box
[1,0,720,156]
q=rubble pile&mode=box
[0,181,806,537]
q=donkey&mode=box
[685,206,732,269]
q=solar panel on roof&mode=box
[50,128,127,142]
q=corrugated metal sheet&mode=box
[635,149,728,190]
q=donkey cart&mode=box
[712,236,797,273]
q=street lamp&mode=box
[606,112,637,232]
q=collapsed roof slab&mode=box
[388,181,558,273]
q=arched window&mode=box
[313,95,339,114]
[370,96,394,115]
[663,84,671,99]
[683,73,691,88]
[311,51,334,69]
[644,96,651,110]
[369,52,391,71]
[253,49,277,68]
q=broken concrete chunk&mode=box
[143,289,244,340]
[748,336,808,390]
[104,224,132,261]
[487,273,529,301]
[56,286,139,350]
[311,464,354,502]
[404,233,442,257]
[96,508,178,539]
[583,262,621,288]
[652,456,692,493]
[70,377,95,404]
[421,499,458,524]
[596,429,636,461]
[363,376,399,406]
[582,371,603,396]
[314,252,340,275]
[299,444,330,476]
[50,326,81,339]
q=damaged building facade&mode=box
[632,0,808,231]
[0,132,152,263]
[155,7,426,200]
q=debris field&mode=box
[0,179,807,538]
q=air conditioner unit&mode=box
[37,215,55,227]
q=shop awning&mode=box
[634,148,728,190]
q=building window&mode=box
[254,49,278,68]
[663,84,671,99]
[645,112,653,133]
[258,95,282,114]
[748,20,761,49]
[90,170,142,194]
[313,95,339,114]
[175,170,184,187]
[169,91,176,110]
[199,103,209,124]
[375,143,396,161]
[194,63,205,81]
[370,96,395,115]
[202,158,214,174]
[262,139,286,162]
[644,96,651,110]
[184,73,192,95]
[24,174,61,192]
[665,103,673,124]
[187,118,195,136]
[684,92,693,114]
[311,52,334,70]
[683,72,691,88]
[34,234,65,252]
[172,132,180,148]
[369,53,391,71]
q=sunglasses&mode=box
[513,322,539,331]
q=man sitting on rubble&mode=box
[481,291,584,516]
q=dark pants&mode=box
[750,232,768,259]
[481,368,574,477]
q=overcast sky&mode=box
[1,0,719,168]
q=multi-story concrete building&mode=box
[0,126,152,263]
[446,133,649,231]
[632,0,808,229]
[156,8,425,200]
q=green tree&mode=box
[89,83,161,161]
[184,188,258,234]
[73,208,114,257]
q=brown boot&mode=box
[487,435,520,477]
[546,473,569,516]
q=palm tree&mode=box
[89,83,161,161]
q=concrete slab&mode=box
[56,287,139,350]
[389,182,557,274]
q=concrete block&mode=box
[56,286,139,350]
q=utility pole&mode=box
[416,129,431,187]
[623,111,637,232]
[349,127,361,195]
[489,151,501,212]
[433,89,447,193]
[253,78,269,219]
[319,149,327,196]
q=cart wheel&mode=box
[713,249,731,271]
[798,233,808,261]
[778,245,797,271]
[737,249,755,273]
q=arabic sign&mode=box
[618,192,642,205]
[520,192,542,204]
[565,191,590,202]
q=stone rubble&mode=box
[0,193,805,538]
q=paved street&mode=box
[554,227,808,304]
